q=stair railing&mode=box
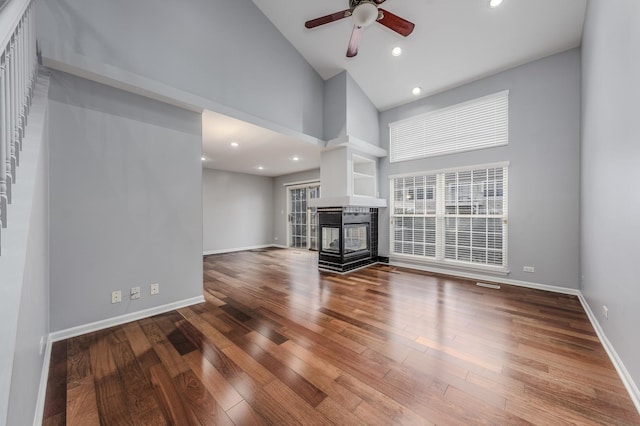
[0,0,37,255]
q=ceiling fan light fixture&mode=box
[489,0,503,8]
[352,2,379,27]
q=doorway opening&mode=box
[287,184,320,250]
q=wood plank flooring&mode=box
[43,248,640,425]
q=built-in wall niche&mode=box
[352,154,376,198]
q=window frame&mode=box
[389,162,509,274]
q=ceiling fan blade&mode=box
[305,9,352,29]
[377,8,415,37]
[346,25,363,58]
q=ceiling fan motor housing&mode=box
[351,1,379,27]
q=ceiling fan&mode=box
[304,0,415,58]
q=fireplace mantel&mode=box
[308,195,386,208]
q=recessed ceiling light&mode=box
[489,0,503,8]
[230,141,239,147]
[391,47,402,57]
[258,166,264,170]
[292,156,300,161]
[412,87,422,96]
[201,156,207,161]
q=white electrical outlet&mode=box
[111,290,122,304]
[150,283,159,295]
[523,266,535,273]
[603,305,608,319]
[130,286,141,300]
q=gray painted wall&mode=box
[378,49,581,289]
[323,72,347,141]
[273,169,320,246]
[203,169,274,253]
[48,71,203,331]
[346,73,380,146]
[37,0,324,139]
[581,0,640,388]
[322,71,380,146]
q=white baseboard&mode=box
[390,260,581,295]
[49,295,205,342]
[35,295,204,424]
[577,294,640,414]
[32,334,52,426]
[34,260,640,419]
[203,244,277,255]
[390,259,639,414]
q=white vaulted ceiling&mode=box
[253,0,587,111]
[204,0,587,175]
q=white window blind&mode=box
[389,90,509,163]
[390,163,508,271]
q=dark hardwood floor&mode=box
[43,248,640,425]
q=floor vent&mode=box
[476,282,501,290]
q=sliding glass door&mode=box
[308,186,320,250]
[287,184,320,250]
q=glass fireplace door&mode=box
[321,227,340,253]
[344,224,369,254]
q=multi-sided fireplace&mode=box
[309,141,387,272]
[318,206,378,272]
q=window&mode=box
[391,163,508,271]
[389,91,509,163]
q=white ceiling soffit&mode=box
[201,110,322,177]
[252,0,587,111]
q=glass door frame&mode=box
[286,182,320,250]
